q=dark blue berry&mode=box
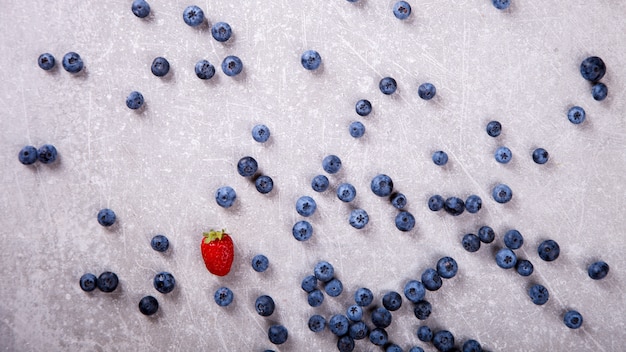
[390,193,407,209]
[386,343,402,352]
[462,339,483,352]
[150,234,169,252]
[349,208,369,229]
[462,233,481,252]
[580,56,606,82]
[516,259,534,277]
[433,330,455,352]
[347,304,363,321]
[329,314,350,336]
[495,146,512,164]
[251,254,269,272]
[337,183,357,202]
[409,347,425,352]
[413,300,432,320]
[308,314,326,332]
[214,287,234,306]
[292,220,313,241]
[371,307,392,328]
[369,328,388,346]
[395,211,416,232]
[495,248,517,269]
[393,1,412,20]
[215,186,236,208]
[337,336,355,352]
[532,148,549,164]
[37,53,55,70]
[492,0,510,10]
[588,261,609,280]
[417,325,433,342]
[563,310,583,329]
[465,195,482,213]
[237,156,258,177]
[126,91,144,110]
[504,229,524,250]
[404,280,425,303]
[322,155,342,174]
[379,77,397,95]
[349,321,369,340]
[62,52,83,73]
[222,55,243,76]
[314,261,334,282]
[486,120,502,137]
[492,183,513,203]
[354,287,373,306]
[355,99,372,116]
[97,271,119,292]
[195,59,215,80]
[138,295,159,315]
[255,295,275,316]
[18,146,38,165]
[307,289,324,307]
[182,5,204,27]
[151,57,170,77]
[528,284,549,305]
[567,106,586,124]
[311,174,330,192]
[296,196,317,217]
[418,82,436,100]
[131,0,150,18]
[444,197,465,216]
[301,50,322,70]
[349,121,366,138]
[97,208,116,227]
[79,273,97,292]
[591,82,608,101]
[478,226,495,243]
[301,275,317,293]
[268,325,288,345]
[255,175,274,194]
[383,291,403,311]
[211,22,232,42]
[537,239,560,262]
[428,195,444,211]
[421,268,442,291]
[252,124,270,143]
[37,144,57,164]
[324,278,343,297]
[432,150,448,166]
[371,174,394,197]
[153,272,175,294]
[436,256,458,279]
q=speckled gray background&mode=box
[1,1,625,351]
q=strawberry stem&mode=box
[203,229,226,243]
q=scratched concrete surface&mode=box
[1,1,625,351]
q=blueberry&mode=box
[383,291,403,311]
[409,347,425,352]
[395,211,416,232]
[347,305,363,321]
[97,208,116,227]
[314,261,334,282]
[417,325,433,342]
[421,268,442,291]
[79,273,97,292]
[403,280,425,303]
[126,91,144,110]
[268,325,288,345]
[432,150,449,166]
[336,183,357,202]
[292,220,313,241]
[322,155,342,174]
[37,53,55,71]
[591,82,608,101]
[150,57,170,77]
[486,120,502,137]
[492,0,510,10]
[413,300,432,320]
[255,295,275,316]
[307,289,324,307]
[369,328,388,346]
[255,175,274,194]
[444,197,465,216]
[62,52,83,73]
[532,148,549,164]
[379,77,397,95]
[182,5,204,27]
[495,248,517,269]
[18,146,38,165]
[580,56,606,82]
[418,82,436,100]
[428,195,445,211]
[221,55,243,76]
[349,208,369,229]
[537,239,560,262]
[516,259,534,277]
[588,261,609,280]
[150,234,169,252]
[311,174,330,192]
[215,186,237,208]
[563,310,583,329]
[354,287,374,306]
[211,22,232,42]
[324,278,343,297]
[355,99,372,116]
[528,284,549,305]
[436,256,458,279]
[337,336,355,352]
[301,275,318,293]
[97,271,119,293]
[138,295,159,316]
[567,106,586,124]
[495,146,512,164]
[153,272,175,294]
[308,314,326,332]
[433,330,455,352]
[237,156,258,177]
[251,254,269,272]
[329,314,350,336]
[393,1,412,20]
[478,226,495,243]
[462,339,483,352]
[252,124,270,143]
[390,193,407,209]
[492,183,513,203]
[296,196,317,217]
[387,344,403,352]
[301,50,322,70]
[462,233,481,252]
[37,144,57,164]
[214,287,234,307]
[371,174,394,197]
[504,229,524,250]
[465,195,482,214]
[349,321,369,340]
[349,121,366,138]
[131,0,150,18]
[371,307,392,328]
[195,59,216,80]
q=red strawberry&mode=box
[200,229,234,276]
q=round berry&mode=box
[79,273,97,292]
[537,239,560,262]
[349,121,365,138]
[322,155,342,174]
[413,300,432,320]
[403,280,425,303]
[532,148,549,164]
[588,261,609,280]
[395,211,415,232]
[355,99,372,116]
[382,291,403,311]
[495,146,512,164]
[329,314,350,336]
[354,287,373,306]
[393,1,412,20]
[237,156,258,177]
[18,145,38,165]
[528,284,549,305]
[433,330,455,352]
[37,144,57,164]
[462,233,481,252]
[371,174,394,197]
[301,275,317,293]
[337,183,356,202]
[428,195,444,211]
[314,261,334,282]
[131,0,151,18]
[486,120,502,137]
[150,234,169,252]
[495,248,517,269]
[418,82,436,100]
[126,91,144,110]
[436,256,458,279]
[478,225,495,243]
[151,57,170,77]
[591,82,608,101]
[221,55,243,76]
[492,183,513,203]
[421,268,442,291]
[215,186,237,208]
[371,307,392,328]
[379,76,397,95]
[563,310,583,329]
[255,175,274,194]
[580,56,606,82]
[504,229,524,250]
[308,315,326,332]
[301,50,322,70]
[465,195,482,213]
[348,321,369,340]
[346,305,363,321]
[337,336,355,351]
[97,271,119,293]
[369,328,388,346]
[444,196,465,216]
[324,278,343,297]
[37,53,55,71]
[195,59,215,80]
[296,196,317,217]
[432,150,448,166]
[268,325,288,345]
[390,192,407,209]
[255,295,275,316]
[417,326,433,342]
[211,22,232,42]
[516,259,534,277]
[292,220,313,241]
[349,208,369,230]
[567,106,586,124]
[138,295,159,315]
[182,5,204,27]
[462,339,483,352]
[153,271,176,294]
[62,52,83,73]
[97,208,116,227]
[251,254,269,272]
[252,124,270,143]
[311,174,330,192]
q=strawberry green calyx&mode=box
[203,229,226,244]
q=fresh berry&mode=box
[79,273,97,292]
[37,53,55,70]
[495,146,512,164]
[421,268,442,291]
[462,339,483,352]
[486,120,502,137]
[251,254,269,272]
[126,91,144,110]
[371,307,392,328]
[580,56,606,82]
[383,291,403,311]
[528,284,549,305]
[504,229,524,250]
[428,195,445,211]
[237,156,258,177]
[478,226,495,243]
[390,193,407,209]
[417,325,433,342]
[393,1,412,20]
[495,248,517,269]
[404,280,425,303]
[492,0,510,10]
[387,344,402,352]
[151,57,170,77]
[195,59,215,80]
[532,148,549,164]
[62,52,83,73]
[418,82,436,100]
[268,325,288,345]
[563,310,583,329]
[314,261,334,282]
[200,229,234,276]
[409,347,425,352]
[465,195,482,213]
[433,330,455,352]
[369,328,388,346]
[349,208,369,229]
[153,272,175,294]
[214,287,234,306]
[436,256,458,279]
[324,278,343,297]
[211,22,232,42]
[37,144,57,164]
[591,82,608,101]
[432,150,448,166]
[462,233,481,252]
[308,315,326,332]
[588,261,609,280]
[337,183,356,202]
[355,99,372,116]
[255,295,275,316]
[516,259,534,277]
[97,208,116,227]
[379,76,397,95]
[301,275,318,293]
[537,239,560,261]
[349,321,369,340]
[329,314,350,336]
[252,124,271,143]
[138,295,159,315]
[395,211,416,232]
[221,56,243,76]
[444,196,465,216]
[311,174,330,192]
[322,155,342,174]
[296,196,317,217]
[307,289,324,307]
[413,300,432,320]
[182,5,204,27]
[349,121,366,138]
[567,106,586,124]
[97,271,119,292]
[292,220,313,241]
[371,174,394,197]
[255,175,274,194]
[18,146,38,165]
[337,336,355,352]
[215,186,237,208]
[354,287,374,306]
[492,183,513,203]
[347,304,363,321]
[150,234,169,252]
[301,50,322,70]
[131,0,150,18]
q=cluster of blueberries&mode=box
[18,144,58,165]
[566,56,609,126]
